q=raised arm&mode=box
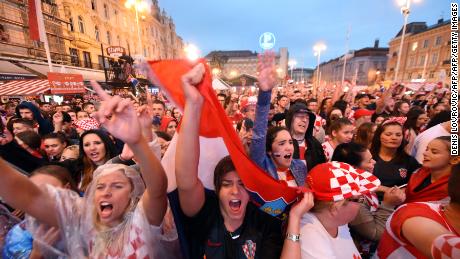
[0,159,58,227]
[91,81,167,226]
[175,63,207,217]
[250,52,277,166]
[376,84,395,114]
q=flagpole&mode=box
[35,0,53,72]
[341,26,351,87]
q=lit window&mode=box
[411,42,418,51]
[94,26,99,41]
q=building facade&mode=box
[205,48,289,80]
[313,41,388,86]
[287,67,314,83]
[0,0,183,81]
[386,19,451,83]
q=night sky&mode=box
[160,0,451,68]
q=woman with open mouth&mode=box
[174,61,283,258]
[250,53,307,188]
[0,81,174,258]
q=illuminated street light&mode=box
[184,44,200,61]
[393,0,421,82]
[229,70,238,77]
[313,42,327,95]
[125,0,150,57]
[212,68,221,76]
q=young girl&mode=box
[371,118,421,190]
[405,136,457,203]
[403,107,429,154]
[0,82,173,258]
[322,118,354,161]
[250,57,307,187]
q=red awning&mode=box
[0,79,50,96]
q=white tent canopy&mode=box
[212,78,230,90]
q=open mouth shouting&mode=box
[99,201,114,218]
[229,199,242,212]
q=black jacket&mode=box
[15,101,53,136]
[285,102,327,170]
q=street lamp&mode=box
[184,43,200,61]
[125,0,149,57]
[288,59,297,81]
[313,42,327,94]
[393,0,420,82]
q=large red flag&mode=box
[28,0,46,42]
[147,59,299,218]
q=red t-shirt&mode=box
[376,202,457,259]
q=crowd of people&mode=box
[0,53,458,259]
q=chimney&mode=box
[374,38,380,48]
[438,18,444,24]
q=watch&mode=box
[286,233,300,242]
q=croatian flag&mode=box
[145,59,299,217]
[28,0,46,42]
[127,75,139,88]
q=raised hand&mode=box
[289,190,314,219]
[257,51,277,92]
[91,80,141,145]
[181,63,205,104]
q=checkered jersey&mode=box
[432,234,460,259]
[74,118,100,130]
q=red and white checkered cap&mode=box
[306,162,380,202]
[74,118,100,131]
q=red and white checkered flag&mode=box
[432,234,460,259]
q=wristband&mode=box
[286,233,300,242]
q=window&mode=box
[91,0,96,10]
[429,71,435,78]
[358,62,364,73]
[409,56,415,67]
[431,52,439,65]
[98,55,109,70]
[435,36,442,46]
[69,48,79,66]
[117,35,121,45]
[411,42,418,51]
[106,31,111,45]
[408,73,412,79]
[78,16,84,33]
[103,4,109,19]
[94,26,100,41]
[69,18,74,32]
[83,51,92,68]
[419,55,426,66]
[423,39,429,48]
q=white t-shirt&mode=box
[411,123,449,164]
[299,212,361,259]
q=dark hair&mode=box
[152,100,166,109]
[31,165,78,192]
[354,122,376,148]
[266,126,290,152]
[277,95,288,102]
[403,107,426,133]
[426,110,451,129]
[42,132,70,146]
[217,93,227,99]
[355,93,369,100]
[155,131,172,141]
[328,118,352,137]
[332,100,349,116]
[16,130,41,150]
[319,97,331,113]
[393,100,410,116]
[331,142,368,167]
[82,102,94,110]
[213,156,237,194]
[372,113,390,123]
[448,164,460,204]
[306,98,318,106]
[79,129,118,191]
[7,118,34,133]
[370,121,408,164]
